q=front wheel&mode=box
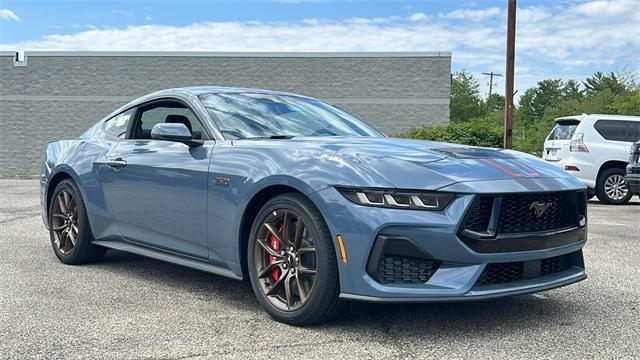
[247,193,344,325]
[596,168,633,204]
[48,179,106,264]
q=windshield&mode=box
[199,92,383,139]
[548,123,578,140]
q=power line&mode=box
[482,71,503,98]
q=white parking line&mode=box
[589,222,632,227]
[531,293,549,300]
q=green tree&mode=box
[404,69,638,156]
[407,116,503,148]
[484,93,505,113]
[611,91,640,115]
[450,70,484,122]
[561,79,583,101]
[515,88,537,125]
[584,72,629,96]
[531,79,564,118]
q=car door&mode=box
[103,99,213,259]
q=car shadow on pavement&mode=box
[92,250,259,310]
[92,249,586,339]
[588,198,640,206]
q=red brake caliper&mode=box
[269,224,284,281]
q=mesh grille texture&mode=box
[376,255,439,284]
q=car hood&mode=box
[283,137,576,190]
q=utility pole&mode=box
[482,72,502,99]
[504,0,516,149]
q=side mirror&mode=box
[151,123,203,147]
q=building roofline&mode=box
[13,51,451,58]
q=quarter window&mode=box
[594,120,640,142]
[103,109,133,138]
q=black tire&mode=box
[48,179,106,264]
[247,193,345,325]
[586,189,596,200]
[595,167,633,204]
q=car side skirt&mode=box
[92,240,243,280]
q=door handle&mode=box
[106,157,127,170]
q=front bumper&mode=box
[543,153,597,189]
[341,269,586,303]
[626,166,640,194]
[314,177,588,302]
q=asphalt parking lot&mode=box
[1,179,639,359]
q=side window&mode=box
[103,109,133,139]
[132,102,205,140]
[594,120,640,142]
[627,121,640,142]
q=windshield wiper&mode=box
[245,135,295,140]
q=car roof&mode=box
[149,86,314,99]
[585,114,640,120]
[102,86,316,122]
[555,114,640,123]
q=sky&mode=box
[1,0,639,98]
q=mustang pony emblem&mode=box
[529,201,552,217]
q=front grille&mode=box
[632,144,640,165]
[463,196,493,232]
[376,255,440,284]
[497,192,573,233]
[474,253,576,288]
[459,191,586,253]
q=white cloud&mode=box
[409,12,428,22]
[0,8,20,22]
[439,7,501,21]
[345,16,400,25]
[574,0,631,17]
[0,21,488,53]
[0,1,638,96]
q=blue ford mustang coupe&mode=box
[41,86,588,325]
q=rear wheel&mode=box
[586,189,596,200]
[247,193,344,325]
[49,179,106,264]
[596,168,632,204]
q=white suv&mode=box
[543,114,640,204]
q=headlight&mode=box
[335,186,455,211]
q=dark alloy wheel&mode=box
[248,193,344,325]
[596,168,633,204]
[48,179,106,264]
[254,209,317,311]
[51,186,79,254]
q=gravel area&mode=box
[1,179,638,359]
